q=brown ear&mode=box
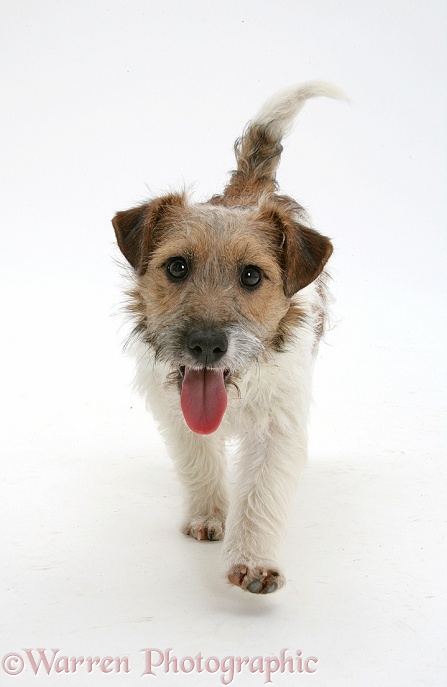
[112,193,186,274]
[257,204,333,297]
[112,203,148,271]
[284,222,333,296]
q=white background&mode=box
[1,1,446,685]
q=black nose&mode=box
[187,330,228,365]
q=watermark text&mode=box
[1,647,318,684]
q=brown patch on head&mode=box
[113,194,332,371]
[140,203,289,338]
[115,202,291,370]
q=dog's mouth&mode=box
[179,366,230,435]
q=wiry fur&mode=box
[112,81,344,594]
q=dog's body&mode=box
[113,81,344,594]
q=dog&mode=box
[112,81,344,594]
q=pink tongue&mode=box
[181,367,228,435]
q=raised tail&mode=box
[224,80,347,200]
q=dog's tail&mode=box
[224,80,347,199]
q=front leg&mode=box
[223,422,307,593]
[163,420,229,541]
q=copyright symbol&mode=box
[2,653,25,675]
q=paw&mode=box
[227,564,285,594]
[182,513,225,542]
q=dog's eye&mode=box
[240,265,263,288]
[166,257,189,281]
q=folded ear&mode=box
[284,222,333,296]
[112,193,186,274]
[112,203,148,272]
[257,203,333,297]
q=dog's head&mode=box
[112,192,332,434]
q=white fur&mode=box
[254,80,347,139]
[132,281,323,591]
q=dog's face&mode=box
[113,192,332,433]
